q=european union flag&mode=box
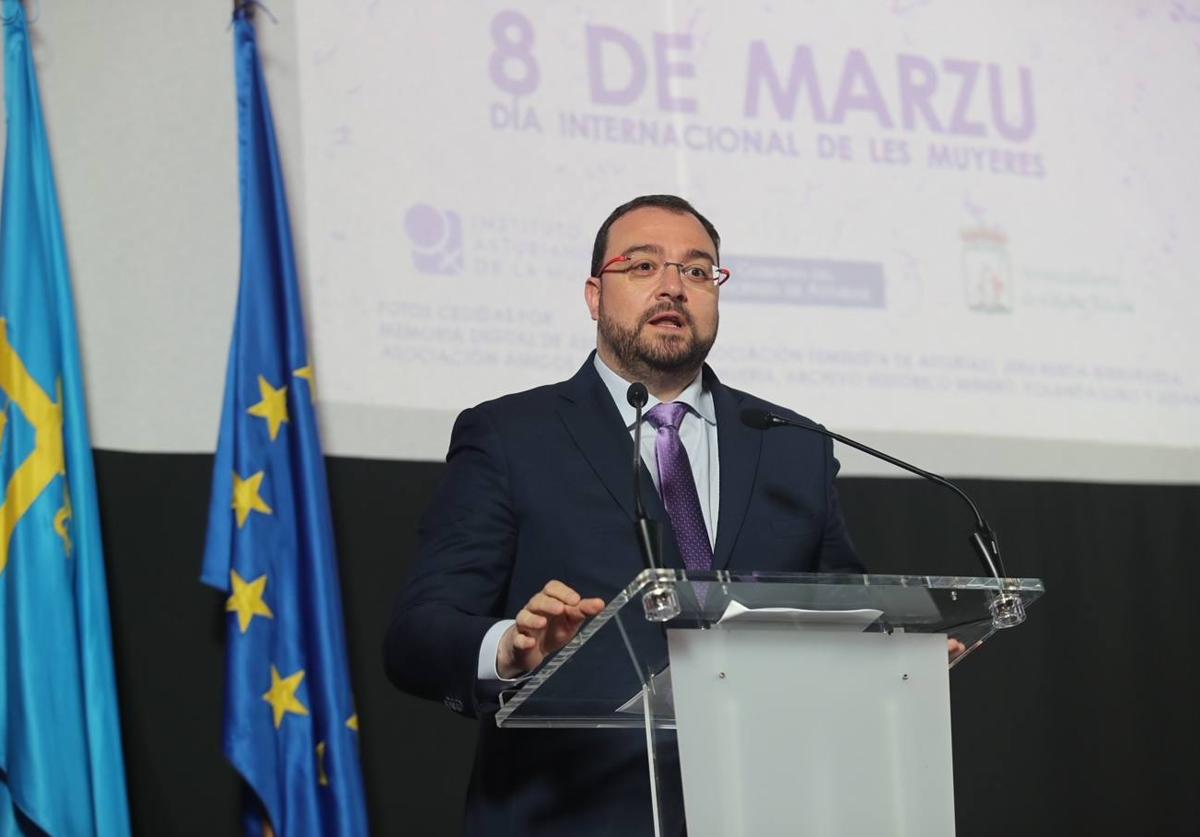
[0,2,132,834]
[201,8,369,835]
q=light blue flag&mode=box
[200,7,369,835]
[0,2,132,834]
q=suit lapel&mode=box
[554,355,683,570]
[710,371,762,571]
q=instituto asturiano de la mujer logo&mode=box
[0,318,71,575]
[961,226,1013,313]
[405,203,464,276]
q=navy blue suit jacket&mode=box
[385,354,862,836]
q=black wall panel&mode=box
[92,450,1199,836]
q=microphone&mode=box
[740,408,1008,584]
[627,383,661,570]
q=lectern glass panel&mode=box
[496,569,1044,729]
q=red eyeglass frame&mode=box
[598,254,731,287]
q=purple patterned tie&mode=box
[645,402,713,571]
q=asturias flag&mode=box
[0,1,132,834]
[200,8,369,835]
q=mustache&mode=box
[638,302,693,329]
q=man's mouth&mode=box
[646,311,686,330]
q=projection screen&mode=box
[281,1,1199,482]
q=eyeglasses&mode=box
[598,255,731,287]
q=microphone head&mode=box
[740,408,777,430]
[627,382,649,409]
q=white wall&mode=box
[9,2,303,455]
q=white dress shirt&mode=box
[591,353,720,548]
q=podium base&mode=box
[667,625,956,837]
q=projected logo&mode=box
[961,228,1013,313]
[404,204,464,275]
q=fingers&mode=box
[515,609,548,631]
[505,584,605,676]
[519,581,581,622]
[578,597,606,615]
[541,580,582,606]
[515,582,604,635]
[511,631,537,650]
[534,582,603,611]
[524,592,568,618]
[523,583,603,618]
[557,597,606,624]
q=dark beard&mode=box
[598,301,717,381]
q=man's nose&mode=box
[656,263,686,298]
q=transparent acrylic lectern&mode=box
[496,569,1043,837]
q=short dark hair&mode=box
[590,194,720,277]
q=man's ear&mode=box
[584,277,601,322]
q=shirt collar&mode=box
[593,352,717,428]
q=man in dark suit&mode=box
[384,195,863,835]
